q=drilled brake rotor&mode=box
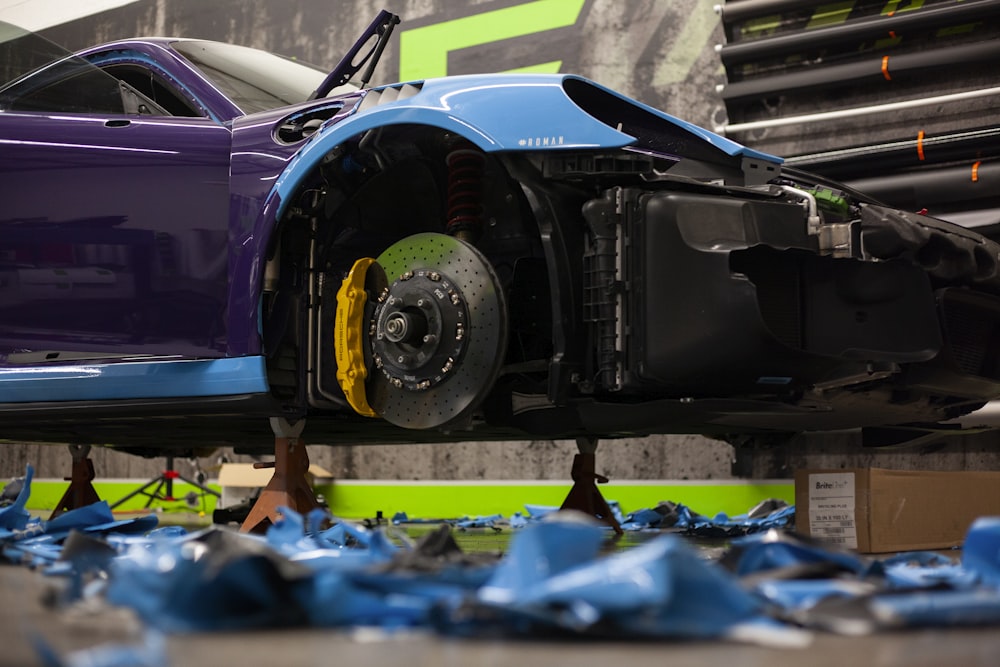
[366,233,507,430]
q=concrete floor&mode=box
[4,562,1000,667]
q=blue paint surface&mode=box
[0,356,268,403]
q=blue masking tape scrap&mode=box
[962,516,1000,586]
[0,464,34,532]
[479,517,605,605]
[510,504,559,528]
[467,518,768,639]
[727,529,868,578]
[754,578,877,612]
[869,589,1000,627]
[392,511,505,531]
[508,500,790,534]
[456,514,504,530]
[0,466,158,569]
[46,501,116,533]
[11,464,1000,649]
[878,552,976,589]
[672,501,795,536]
[723,525,1000,632]
[107,526,317,631]
[856,517,1000,629]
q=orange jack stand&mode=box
[559,438,623,535]
[241,418,320,533]
[50,444,101,520]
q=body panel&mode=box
[0,112,231,359]
[0,356,268,402]
[272,74,781,219]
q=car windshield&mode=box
[172,40,350,114]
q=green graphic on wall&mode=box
[398,0,586,81]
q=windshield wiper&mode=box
[309,9,400,100]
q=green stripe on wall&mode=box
[318,480,794,520]
[8,479,793,520]
[12,480,222,514]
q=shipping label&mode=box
[807,472,857,549]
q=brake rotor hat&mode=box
[367,233,507,429]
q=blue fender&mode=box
[272,73,780,220]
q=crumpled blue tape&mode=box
[0,464,34,533]
[12,464,1000,640]
[0,467,159,569]
[728,530,867,578]
[468,518,768,638]
[962,516,1000,587]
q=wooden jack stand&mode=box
[560,437,623,534]
[50,444,102,520]
[240,418,320,533]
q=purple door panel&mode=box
[0,113,232,361]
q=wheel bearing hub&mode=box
[372,269,468,390]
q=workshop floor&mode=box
[4,562,1000,667]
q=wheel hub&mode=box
[364,233,507,430]
[372,268,468,389]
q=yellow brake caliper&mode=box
[335,257,378,417]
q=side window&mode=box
[101,64,202,117]
[0,59,125,113]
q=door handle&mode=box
[105,119,131,128]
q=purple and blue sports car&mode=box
[2,11,999,455]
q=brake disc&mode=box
[365,232,507,430]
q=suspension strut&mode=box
[445,143,486,244]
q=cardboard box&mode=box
[794,468,1000,553]
[217,462,334,509]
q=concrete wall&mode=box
[10,429,1000,483]
[5,434,735,482]
[1,0,998,482]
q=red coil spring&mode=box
[445,146,486,239]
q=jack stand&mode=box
[240,418,320,533]
[559,437,623,535]
[50,444,101,520]
[110,455,220,511]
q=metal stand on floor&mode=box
[110,455,220,512]
[50,444,102,520]
[559,437,623,535]
[241,418,321,533]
